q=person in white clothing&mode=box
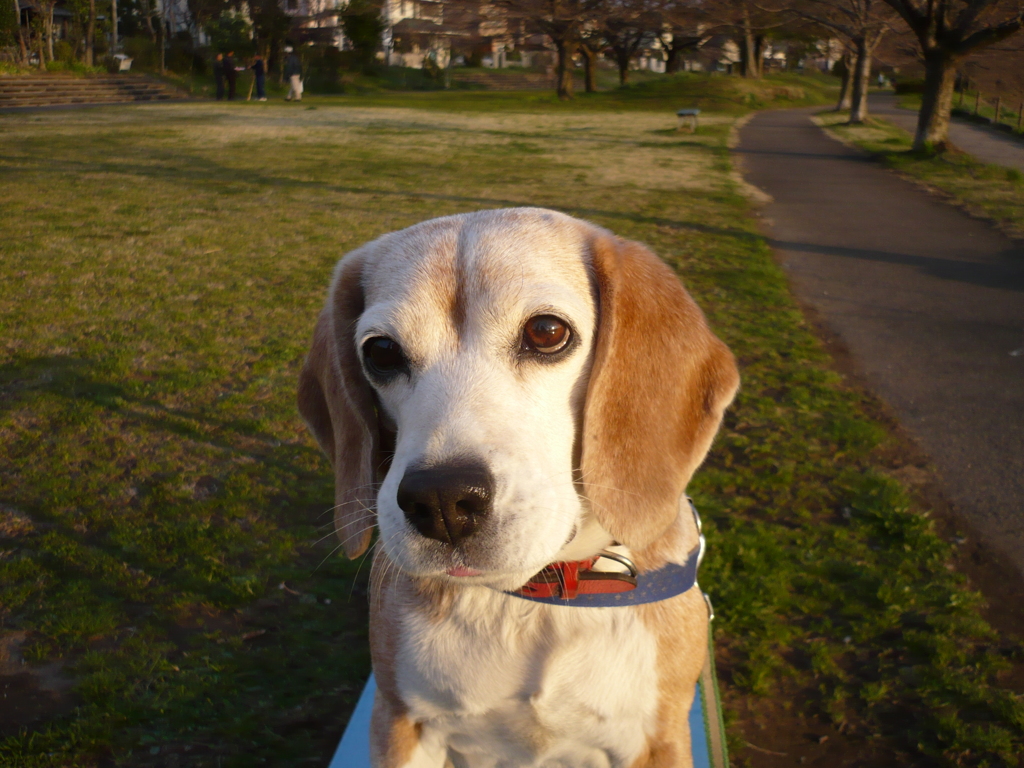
[284,46,303,102]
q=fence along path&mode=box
[870,92,1024,172]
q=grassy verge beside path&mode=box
[817,111,1024,242]
[1,83,1021,767]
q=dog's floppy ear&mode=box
[297,255,380,559]
[581,235,739,550]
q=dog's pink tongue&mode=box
[446,567,483,577]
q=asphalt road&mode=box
[736,108,1024,579]
[870,93,1024,172]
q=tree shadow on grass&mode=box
[0,354,322,466]
[3,148,766,249]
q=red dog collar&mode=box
[514,551,639,600]
[506,497,706,607]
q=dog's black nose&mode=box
[396,466,493,546]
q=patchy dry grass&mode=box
[0,100,731,767]
[817,111,1024,242]
[1,91,1022,768]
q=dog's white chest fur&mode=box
[395,589,659,768]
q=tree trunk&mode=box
[848,37,872,123]
[85,0,95,65]
[740,11,761,79]
[111,0,117,52]
[45,2,54,61]
[158,7,164,73]
[17,23,28,64]
[665,42,680,73]
[34,15,45,66]
[15,0,29,64]
[580,44,597,93]
[555,38,575,100]
[615,47,629,86]
[915,50,958,150]
[142,0,155,41]
[835,51,852,110]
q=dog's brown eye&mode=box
[524,315,570,354]
[364,337,405,376]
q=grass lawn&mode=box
[1,81,1022,767]
[817,110,1024,242]
[167,68,838,114]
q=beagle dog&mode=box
[298,208,739,768]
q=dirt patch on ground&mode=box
[722,678,895,768]
[0,631,77,740]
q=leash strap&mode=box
[699,622,730,768]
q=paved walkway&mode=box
[870,93,1024,171]
[736,108,1024,579]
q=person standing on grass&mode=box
[213,53,225,101]
[251,54,267,101]
[284,46,303,102]
[224,50,238,101]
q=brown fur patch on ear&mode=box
[297,256,379,559]
[297,312,338,461]
[581,235,739,550]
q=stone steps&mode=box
[0,75,187,108]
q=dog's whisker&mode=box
[315,486,382,519]
[312,524,377,572]
[310,507,377,543]
[310,528,342,547]
[374,531,406,615]
[347,538,377,601]
[376,548,394,610]
[313,541,348,573]
[316,496,380,520]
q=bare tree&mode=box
[793,0,896,122]
[660,0,712,74]
[833,44,852,108]
[25,0,57,62]
[41,0,55,60]
[703,0,789,78]
[23,0,48,65]
[604,0,659,85]
[4,0,30,64]
[881,0,1024,148]
[494,0,608,98]
[578,23,605,91]
[85,0,96,65]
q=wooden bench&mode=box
[677,108,701,132]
